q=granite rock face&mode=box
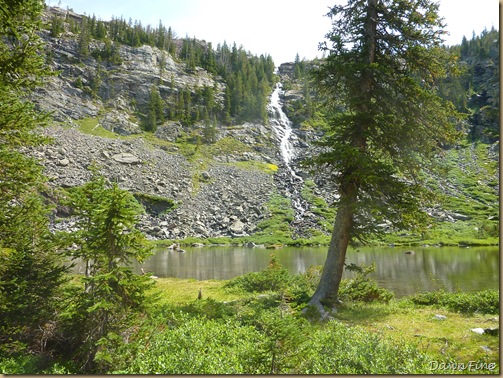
[29,9,496,242]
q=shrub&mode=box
[0,355,40,374]
[301,320,433,374]
[243,308,310,374]
[110,315,270,374]
[180,298,238,320]
[224,254,291,293]
[338,263,394,303]
[410,289,499,314]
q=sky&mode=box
[47,0,500,65]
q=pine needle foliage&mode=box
[59,167,154,372]
[0,0,68,355]
[306,0,462,308]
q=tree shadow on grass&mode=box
[332,301,395,326]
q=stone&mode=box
[58,157,70,166]
[471,328,485,335]
[484,328,499,336]
[450,212,471,221]
[194,224,209,237]
[112,152,140,164]
[229,220,245,234]
[433,314,446,320]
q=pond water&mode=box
[134,245,499,297]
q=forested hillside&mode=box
[27,5,499,246]
[47,7,276,130]
[441,27,499,142]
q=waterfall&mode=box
[267,83,302,181]
[267,82,306,219]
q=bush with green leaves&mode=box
[224,254,292,293]
[0,0,68,357]
[224,257,321,308]
[300,320,433,374]
[338,263,394,303]
[103,305,437,374]
[409,289,499,314]
[109,314,270,374]
[0,355,75,375]
[236,306,311,374]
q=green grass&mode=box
[147,277,499,373]
[74,117,118,139]
[233,161,278,174]
[163,276,500,368]
[151,278,246,304]
[334,300,499,367]
[301,179,336,232]
[250,193,295,246]
[2,266,499,374]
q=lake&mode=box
[135,245,499,297]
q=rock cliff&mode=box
[30,7,326,240]
[28,7,498,243]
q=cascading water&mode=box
[268,83,302,179]
[267,82,306,219]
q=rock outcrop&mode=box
[33,26,224,132]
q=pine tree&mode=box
[78,15,91,59]
[0,0,68,354]
[60,168,154,372]
[50,14,65,37]
[202,110,217,144]
[307,0,461,314]
[144,84,164,131]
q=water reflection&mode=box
[132,245,499,297]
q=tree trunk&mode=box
[307,182,357,314]
[307,0,376,317]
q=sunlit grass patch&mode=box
[74,117,118,139]
[151,277,245,305]
[233,161,278,174]
[333,298,500,370]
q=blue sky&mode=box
[47,0,500,65]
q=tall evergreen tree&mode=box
[0,0,68,354]
[60,168,154,372]
[50,14,65,37]
[144,84,164,131]
[78,15,91,59]
[307,0,460,314]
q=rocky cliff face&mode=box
[29,8,498,243]
[34,29,223,134]
[30,8,326,241]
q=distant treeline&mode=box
[440,27,499,142]
[48,9,499,142]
